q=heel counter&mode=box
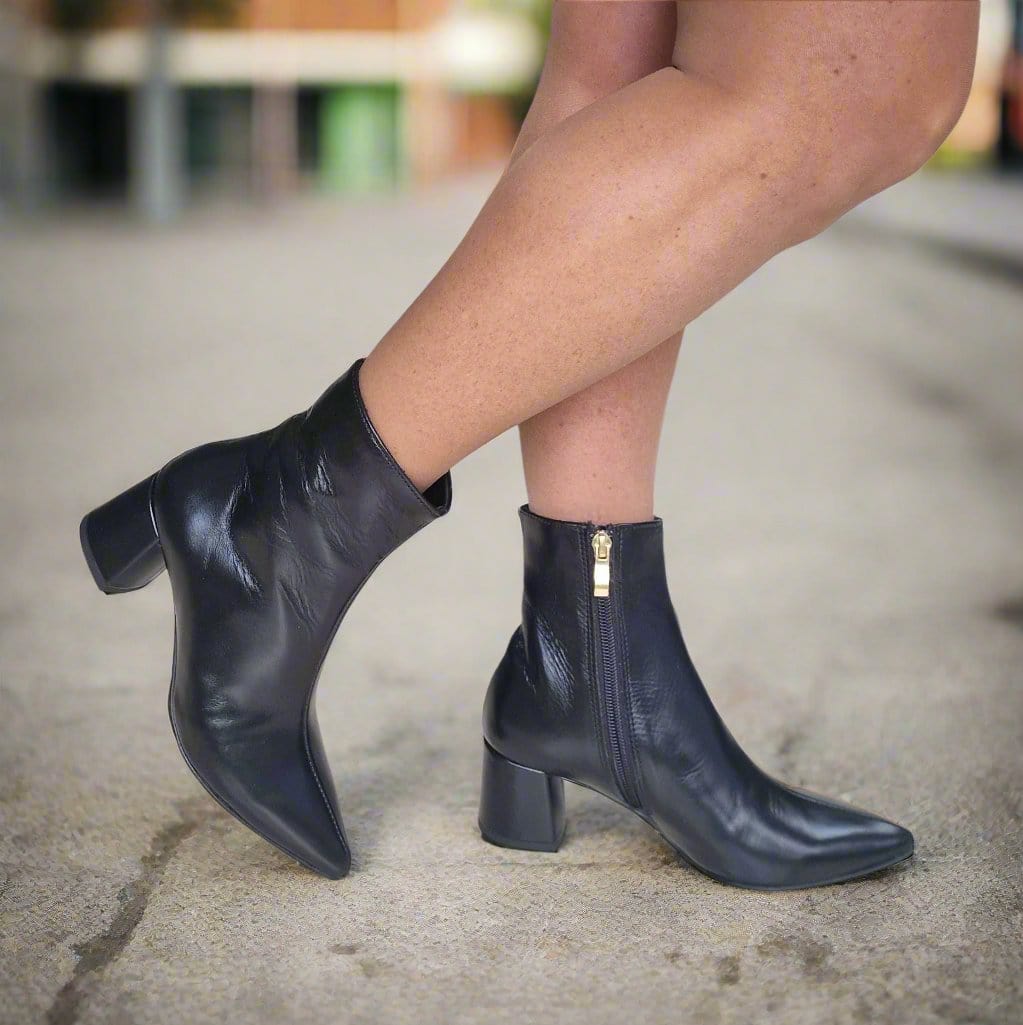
[483,626,558,773]
[483,620,609,790]
[482,628,526,750]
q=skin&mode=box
[512,2,683,524]
[359,1,978,509]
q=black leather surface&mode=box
[484,508,913,889]
[152,360,450,877]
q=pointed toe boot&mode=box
[479,509,913,890]
[81,360,451,877]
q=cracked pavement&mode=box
[1,171,1021,1025]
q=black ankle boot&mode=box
[81,360,451,878]
[480,508,913,890]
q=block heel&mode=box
[80,474,165,594]
[478,741,566,852]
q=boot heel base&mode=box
[478,741,565,852]
[80,474,165,594]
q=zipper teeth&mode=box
[592,528,639,808]
[597,596,631,800]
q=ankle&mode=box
[356,355,450,493]
[524,495,656,526]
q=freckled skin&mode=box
[512,3,682,525]
[359,1,978,510]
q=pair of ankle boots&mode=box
[81,361,913,889]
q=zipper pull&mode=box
[591,529,612,598]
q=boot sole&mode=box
[479,741,913,891]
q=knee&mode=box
[837,70,971,206]
[887,65,975,182]
[771,58,975,243]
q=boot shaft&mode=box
[485,507,686,801]
[520,506,671,612]
[154,360,451,617]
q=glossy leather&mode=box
[152,360,450,877]
[484,508,914,889]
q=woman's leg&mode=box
[511,2,683,524]
[359,0,977,491]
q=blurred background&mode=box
[0,0,1018,217]
[0,0,551,218]
[2,3,1023,1025]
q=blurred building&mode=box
[0,0,546,217]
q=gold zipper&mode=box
[591,529,612,598]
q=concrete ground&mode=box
[1,171,1021,1025]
